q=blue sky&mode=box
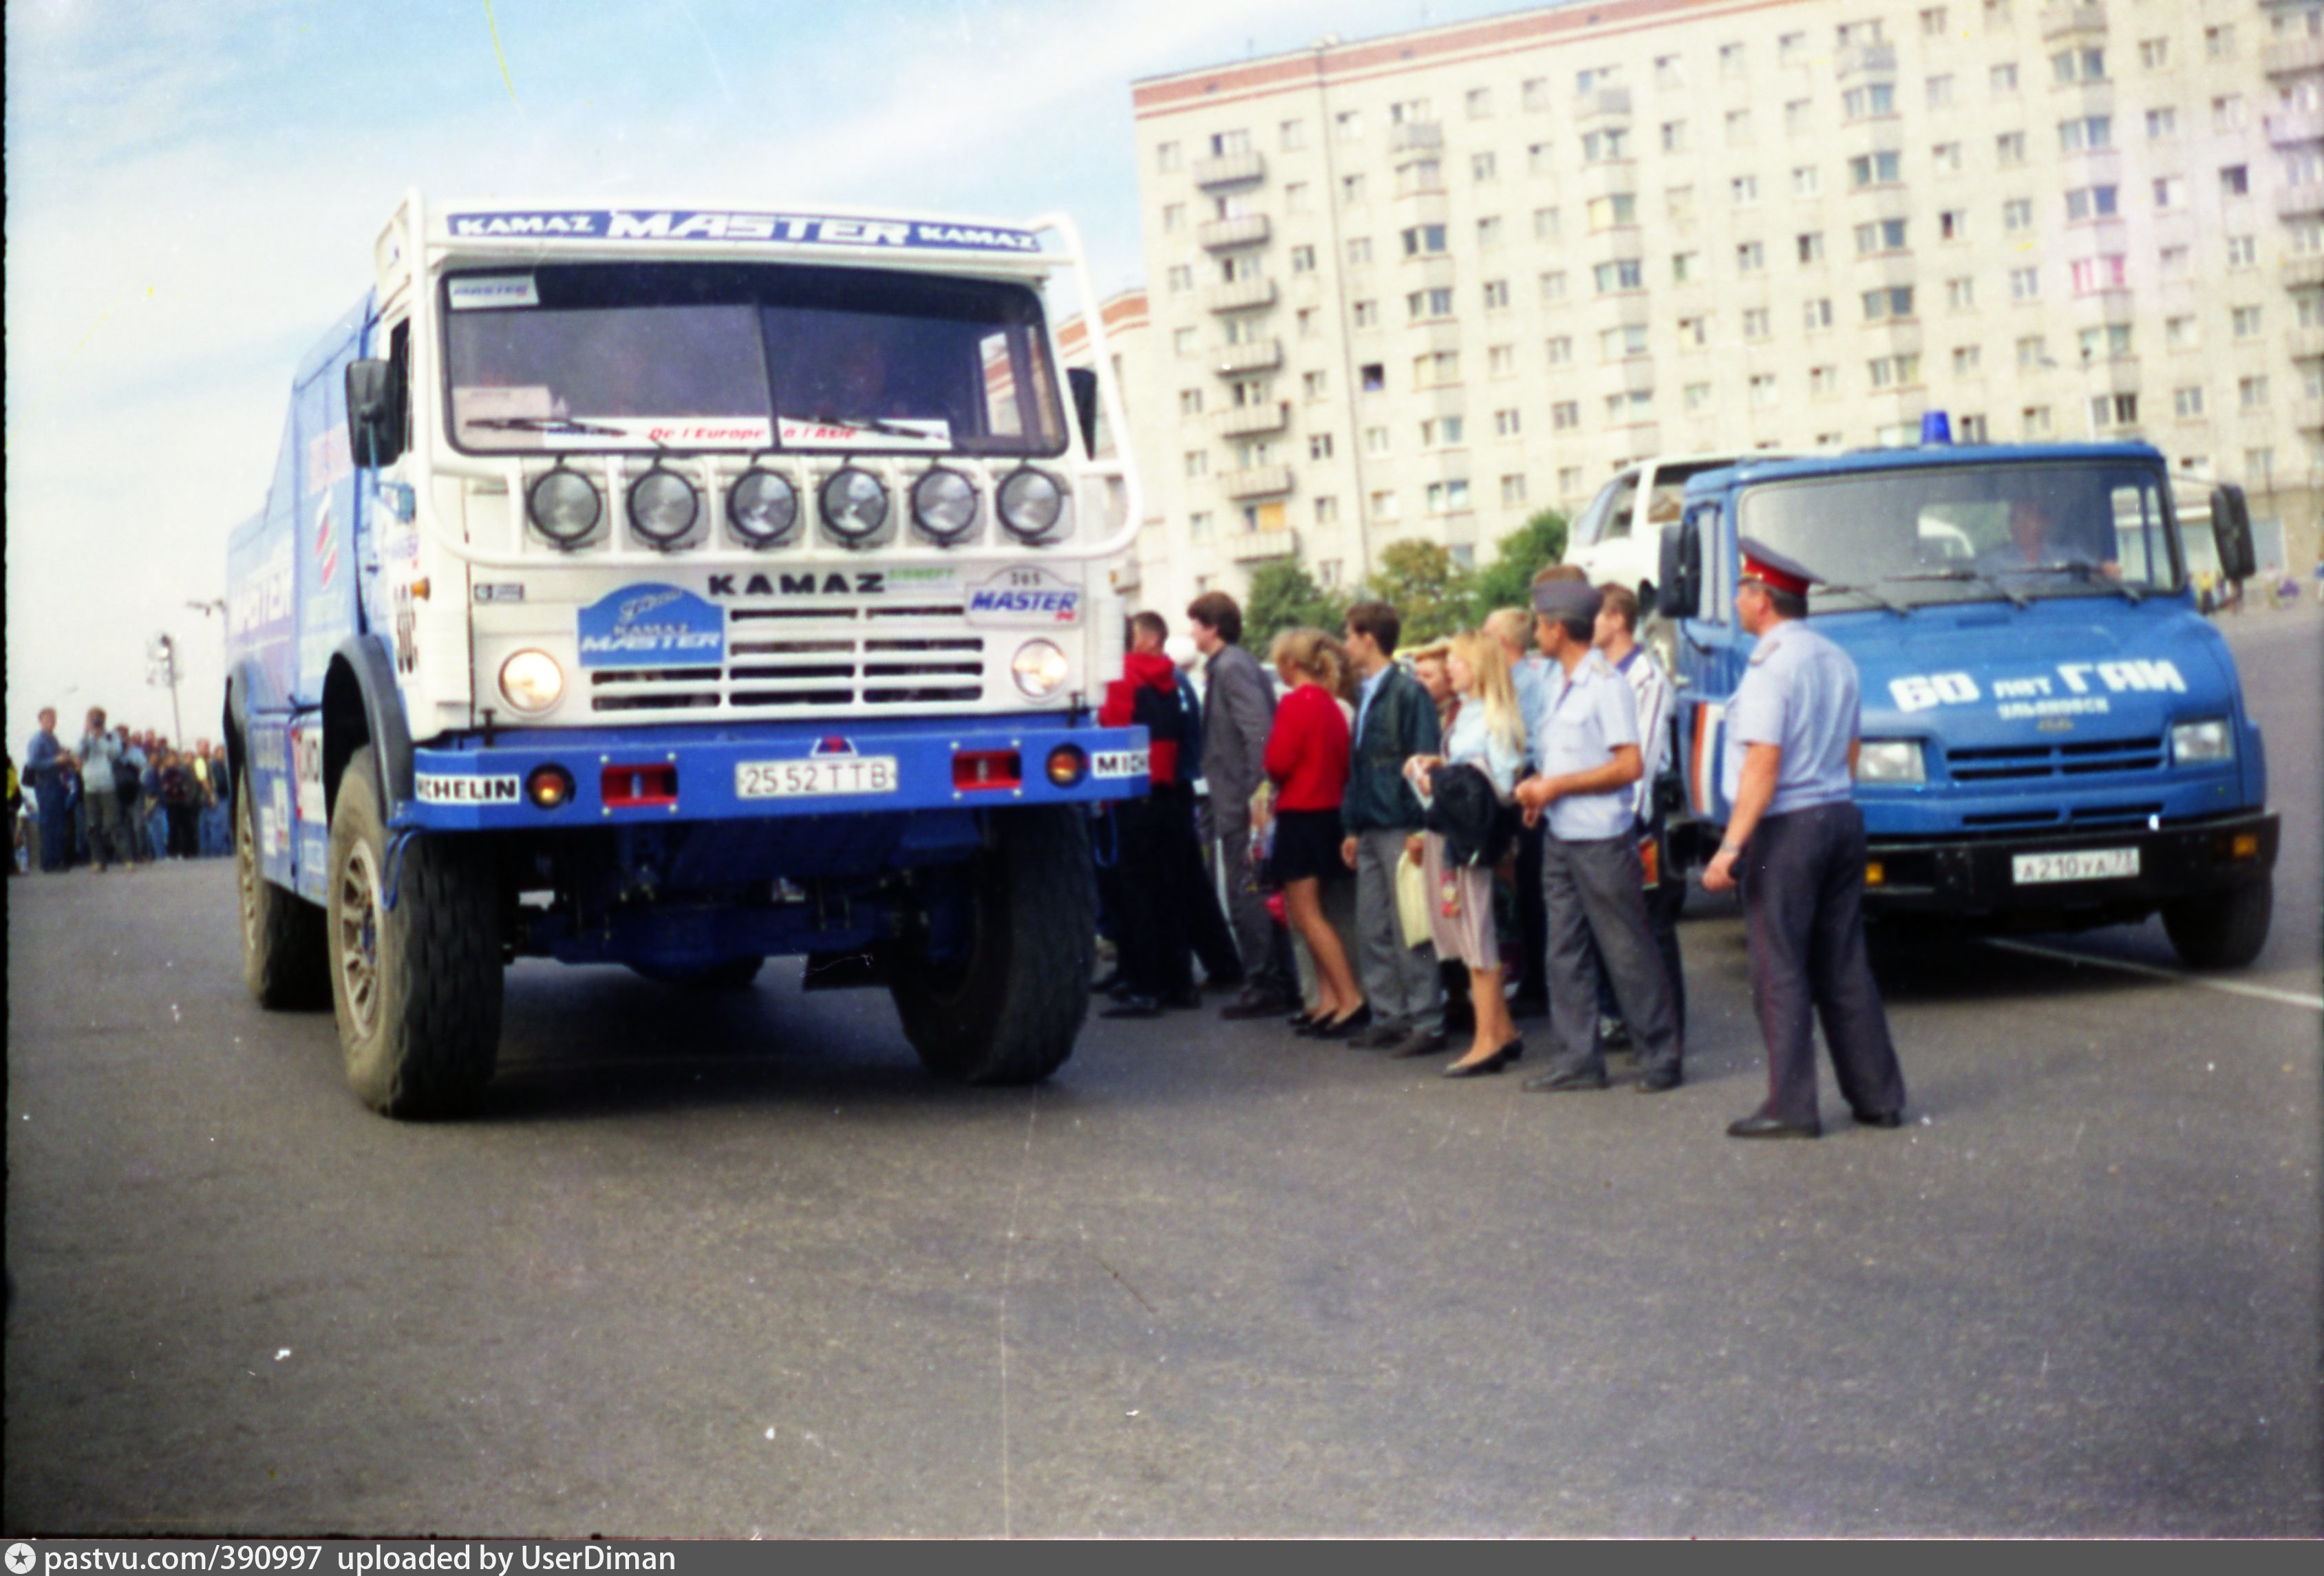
[6,0,1535,752]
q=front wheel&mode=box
[2162,877,2272,970]
[328,746,504,1117]
[891,807,1094,1085]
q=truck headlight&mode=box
[1011,639,1069,699]
[2171,718,2233,765]
[997,467,1065,542]
[911,468,980,544]
[628,469,699,546]
[820,467,889,543]
[1855,739,1926,785]
[726,468,798,546]
[526,467,602,547]
[498,649,564,713]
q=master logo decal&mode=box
[576,583,726,667]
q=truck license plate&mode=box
[2011,847,2139,885]
[736,756,899,799]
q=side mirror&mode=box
[1067,366,1102,461]
[345,359,405,469]
[2208,484,2256,582]
[1658,513,1705,621]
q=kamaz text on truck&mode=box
[226,193,1149,1116]
[1655,439,2277,969]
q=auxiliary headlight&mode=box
[628,468,700,546]
[1854,739,1926,785]
[911,468,980,544]
[526,467,603,547]
[726,467,799,546]
[820,467,889,543]
[498,649,564,714]
[997,467,1066,542]
[2171,718,2234,765]
[1011,639,1070,699]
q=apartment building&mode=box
[1125,0,2322,615]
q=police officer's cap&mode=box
[1737,537,1823,598]
[1531,579,1602,622]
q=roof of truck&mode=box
[1692,440,2169,495]
[427,202,1052,259]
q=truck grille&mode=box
[589,604,988,714]
[1942,734,2166,782]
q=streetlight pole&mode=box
[147,633,184,745]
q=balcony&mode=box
[2285,253,2324,290]
[2292,326,2324,362]
[1388,121,1443,153]
[1197,213,1270,251]
[2292,396,2324,434]
[1215,401,1290,437]
[1575,87,1632,122]
[2039,3,2106,41]
[2263,36,2324,77]
[1219,463,1294,500]
[2268,109,2324,146]
[1213,338,1283,375]
[2277,184,2324,219]
[1204,276,1278,314]
[1193,149,1266,189]
[1835,42,1897,79]
[1228,526,1299,563]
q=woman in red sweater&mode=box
[1262,628,1367,1037]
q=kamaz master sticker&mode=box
[577,584,725,667]
[966,566,1083,626]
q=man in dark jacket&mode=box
[1188,592,1292,1018]
[1096,612,1199,1018]
[1340,602,1444,1057]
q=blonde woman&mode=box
[1404,630,1527,1075]
[1262,628,1368,1039]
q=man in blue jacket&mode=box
[1339,602,1444,1058]
[23,708,68,873]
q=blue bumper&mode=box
[401,714,1149,831]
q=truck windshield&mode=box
[443,263,1065,457]
[1736,460,2182,610]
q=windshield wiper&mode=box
[2020,560,2144,604]
[1815,582,1911,617]
[791,412,933,440]
[466,414,631,438]
[1886,567,2029,610]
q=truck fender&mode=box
[321,634,415,822]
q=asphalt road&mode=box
[6,610,2318,1537]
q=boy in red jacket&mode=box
[1097,613,1197,1016]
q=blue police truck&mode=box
[1655,437,2277,968]
[225,193,1150,1116]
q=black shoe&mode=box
[1727,1111,1822,1139]
[1389,1028,1451,1059]
[1442,1039,1522,1078]
[1522,1067,1608,1093]
[1221,987,1297,1020]
[1202,971,1248,995]
[1160,988,1202,1011]
[1349,1021,1407,1050]
[1852,1109,1906,1128]
[1636,1067,1684,1094]
[1310,1005,1374,1041]
[1507,993,1549,1020]
[1100,996,1163,1019]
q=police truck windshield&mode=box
[443,263,1065,457]
[1736,461,2182,611]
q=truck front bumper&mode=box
[398,714,1150,831]
[1861,809,2278,919]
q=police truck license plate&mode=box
[736,757,898,798]
[2011,848,2139,885]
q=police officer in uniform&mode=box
[1701,540,1907,1138]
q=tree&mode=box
[1471,508,1570,617]
[1364,537,1477,644]
[1241,559,1350,655]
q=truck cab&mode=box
[1564,451,1793,615]
[225,193,1149,1115]
[1658,441,2277,968]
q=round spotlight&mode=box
[526,467,602,547]
[1011,639,1069,700]
[819,467,889,543]
[498,649,565,714]
[997,467,1066,542]
[911,467,980,544]
[525,764,575,809]
[726,467,800,546]
[628,468,700,546]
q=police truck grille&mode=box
[1941,734,2167,782]
[588,607,988,715]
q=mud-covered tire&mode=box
[237,767,329,1009]
[892,806,1094,1085]
[2162,876,2272,970]
[629,955,765,990]
[327,746,503,1118]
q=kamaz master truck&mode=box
[225,193,1149,1116]
[1656,438,2277,969]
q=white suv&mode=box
[1564,453,1793,612]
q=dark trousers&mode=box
[1596,821,1687,1036]
[167,803,200,859]
[1738,800,1906,1125]
[1204,793,1276,986]
[1542,833,1682,1081]
[1180,794,1242,986]
[35,777,70,871]
[1113,789,1195,1001]
[1511,817,1549,1001]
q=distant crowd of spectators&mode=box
[9,706,232,875]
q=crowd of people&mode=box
[1096,546,1907,1140]
[9,706,233,876]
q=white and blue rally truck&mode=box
[1656,436,2279,969]
[226,193,1149,1116]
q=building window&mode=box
[1952,345,1982,375]
[1854,218,1909,254]
[2059,115,2112,153]
[1588,193,1639,229]
[1303,370,1328,400]
[1286,182,1312,215]
[1546,336,1573,365]
[2174,387,2206,418]
[1172,326,1197,354]
[1863,286,1915,321]
[1184,450,1208,478]
[1472,151,1498,182]
[1749,374,1778,407]
[2146,107,2176,140]
[1991,63,2018,96]
[2226,235,2257,268]
[1848,151,1901,188]
[1467,87,1493,119]
[1540,270,1569,302]
[1798,231,1826,264]
[2009,266,2040,300]
[1921,6,1949,34]
[1341,174,1366,205]
[1533,206,1560,239]
[1928,74,1954,109]
[1793,164,1820,197]
[1786,98,1813,135]
[1314,499,1338,526]
[1804,297,1834,330]
[1780,30,1807,65]
[2205,24,2235,59]
[1290,244,1315,273]
[1398,158,1444,195]
[1166,264,1193,292]
[1733,175,1760,206]
[2139,37,2168,70]
[1425,480,1471,515]
[1369,489,1400,521]
[2244,449,2274,486]
[2078,324,2133,360]
[2014,335,2047,369]
[1415,350,1460,387]
[1551,401,1580,430]
[1307,433,1334,461]
[1743,308,1771,340]
[1401,224,1449,256]
[2153,176,2186,209]
[1939,209,1967,240]
[1522,76,1549,111]
[1495,408,1522,437]
[2064,185,2120,220]
[1667,184,1696,220]
[1594,259,1643,293]
[1678,381,1709,412]
[2231,306,2262,339]
[1281,118,1308,150]
[2219,164,2250,198]
[2003,198,2033,231]
[1809,365,1839,398]
[1501,474,1528,506]
[1178,388,1204,417]
[1352,300,1379,329]
[1336,109,1363,142]
[1957,414,1988,443]
[1662,120,1688,153]
[1363,425,1391,456]
[1946,277,1974,309]
[1360,362,1385,392]
[1157,141,1182,171]
[1606,390,1655,420]
[2022,405,2051,437]
[1577,65,1623,94]
[1737,240,1766,273]
[1842,83,1897,120]
[2239,376,2270,410]
[1719,41,1746,76]
[1996,131,2026,167]
[1406,287,1454,320]
[1599,323,1650,360]
[1162,203,1186,232]
[2165,317,2196,350]
[1478,279,1509,311]
[1868,354,1922,388]
[2089,393,2139,427]
[1478,215,1505,248]
[1725,109,1753,146]
[1678,315,1709,347]
[1582,127,1631,162]
[2050,47,2104,85]
[1933,141,1962,173]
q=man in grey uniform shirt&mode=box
[1515,580,1684,1094]
[1702,540,1906,1139]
